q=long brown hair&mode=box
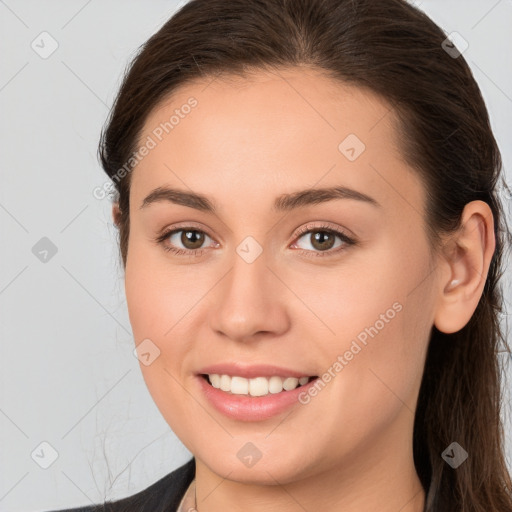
[98,0,512,510]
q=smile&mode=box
[203,374,316,397]
[197,373,320,421]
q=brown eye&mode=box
[180,230,205,249]
[309,231,336,251]
[291,225,356,257]
[156,227,215,254]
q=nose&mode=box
[208,248,291,343]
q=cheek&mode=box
[124,238,214,390]
[124,236,203,341]
[124,245,199,432]
[306,238,432,419]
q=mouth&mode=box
[200,373,319,397]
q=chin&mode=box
[196,443,318,485]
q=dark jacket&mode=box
[50,457,195,512]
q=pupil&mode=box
[182,230,204,249]
[312,231,334,250]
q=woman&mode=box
[53,0,512,510]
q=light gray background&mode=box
[1,1,511,511]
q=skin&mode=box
[115,66,495,512]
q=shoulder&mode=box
[48,457,195,512]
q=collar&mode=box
[176,477,196,511]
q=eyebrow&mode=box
[139,185,381,212]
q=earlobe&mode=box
[433,200,495,334]
[112,203,122,227]
[445,278,460,292]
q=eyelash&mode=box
[154,222,357,259]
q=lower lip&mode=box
[197,375,318,422]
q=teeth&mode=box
[249,376,268,396]
[207,374,312,396]
[231,376,249,395]
[268,376,282,394]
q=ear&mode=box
[112,202,123,228]
[433,200,496,334]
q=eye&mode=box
[155,227,217,256]
[154,222,357,258]
[291,223,356,257]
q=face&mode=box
[124,67,438,485]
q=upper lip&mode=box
[197,363,317,379]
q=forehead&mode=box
[130,66,424,219]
